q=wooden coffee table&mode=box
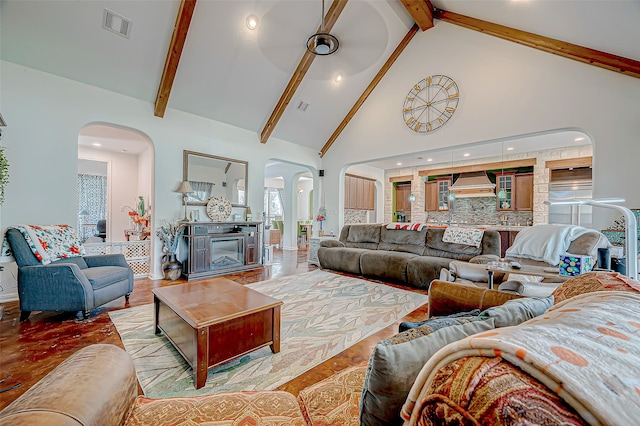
[152,278,282,389]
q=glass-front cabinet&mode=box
[495,172,514,210]
[425,177,451,212]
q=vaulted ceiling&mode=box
[2,0,639,157]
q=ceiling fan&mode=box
[257,1,388,80]
[306,0,339,55]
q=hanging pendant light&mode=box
[448,149,456,202]
[409,153,416,202]
[307,0,339,55]
[497,141,507,200]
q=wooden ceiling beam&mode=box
[154,0,197,118]
[399,0,434,31]
[260,0,348,144]
[319,24,420,157]
[418,158,536,177]
[434,9,640,79]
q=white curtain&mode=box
[189,180,214,202]
[77,174,107,241]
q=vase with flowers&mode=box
[126,196,150,231]
[156,219,185,280]
[316,205,326,236]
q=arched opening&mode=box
[264,160,316,252]
[77,123,154,277]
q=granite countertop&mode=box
[428,223,532,231]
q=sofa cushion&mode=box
[398,309,481,333]
[406,256,453,289]
[360,318,496,426]
[82,266,132,290]
[318,247,368,275]
[566,231,610,258]
[426,228,482,257]
[347,224,380,244]
[478,295,554,327]
[360,251,417,283]
[551,271,640,303]
[378,228,428,255]
[298,365,366,426]
[124,392,307,426]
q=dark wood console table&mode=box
[181,221,263,281]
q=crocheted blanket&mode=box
[402,291,640,425]
[2,224,85,265]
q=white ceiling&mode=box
[3,0,639,161]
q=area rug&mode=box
[109,270,428,398]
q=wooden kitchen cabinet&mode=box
[424,178,451,212]
[425,181,438,211]
[514,173,534,211]
[345,174,374,210]
[499,230,520,258]
[496,172,533,212]
[395,183,412,212]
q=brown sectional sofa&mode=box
[318,224,501,288]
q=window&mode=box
[264,187,283,226]
[77,174,107,241]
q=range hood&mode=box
[449,171,496,198]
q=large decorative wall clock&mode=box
[402,74,460,133]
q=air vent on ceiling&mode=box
[297,101,309,112]
[103,9,132,39]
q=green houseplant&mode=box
[0,147,9,205]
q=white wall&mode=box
[321,22,640,235]
[0,61,321,301]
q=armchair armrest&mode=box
[19,263,93,311]
[84,254,129,268]
[427,280,523,318]
[320,239,345,248]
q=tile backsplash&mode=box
[427,197,532,225]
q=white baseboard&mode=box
[0,292,19,303]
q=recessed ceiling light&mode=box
[506,147,514,151]
[397,162,402,166]
[121,149,128,153]
[463,153,470,157]
[574,137,585,141]
[416,156,423,160]
[92,142,102,147]
[246,15,258,30]
[334,73,343,82]
[427,158,433,162]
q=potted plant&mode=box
[156,220,185,280]
[0,147,9,206]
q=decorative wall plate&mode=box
[206,196,232,221]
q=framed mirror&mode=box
[183,150,248,206]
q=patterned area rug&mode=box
[109,270,428,398]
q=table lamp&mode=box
[174,180,194,222]
[246,206,253,221]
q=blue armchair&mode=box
[6,228,134,321]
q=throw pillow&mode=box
[398,309,481,333]
[478,295,554,327]
[551,271,640,303]
[360,318,495,426]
